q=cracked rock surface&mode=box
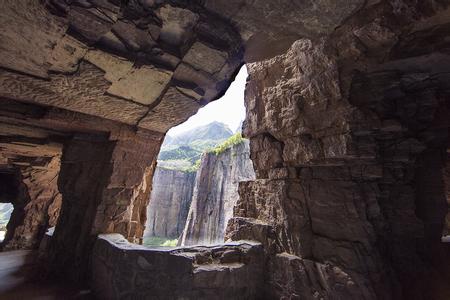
[0,1,449,299]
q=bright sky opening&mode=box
[167,66,248,136]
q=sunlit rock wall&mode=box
[180,141,255,246]
[144,167,195,239]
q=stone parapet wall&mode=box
[92,234,264,300]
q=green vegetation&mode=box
[208,133,245,155]
[157,122,234,171]
[157,159,200,172]
[157,122,248,172]
[189,139,227,152]
[190,159,201,171]
[158,146,201,162]
[143,236,178,247]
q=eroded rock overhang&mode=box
[0,0,247,133]
[0,0,370,133]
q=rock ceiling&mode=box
[0,0,368,134]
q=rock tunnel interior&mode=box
[0,1,450,299]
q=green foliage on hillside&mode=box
[158,159,201,173]
[143,236,178,247]
[158,159,191,171]
[157,122,234,171]
[159,146,201,163]
[189,139,227,152]
[208,133,245,155]
[183,159,201,173]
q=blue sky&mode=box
[167,66,248,136]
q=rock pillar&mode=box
[47,129,162,282]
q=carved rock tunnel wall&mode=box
[0,136,62,251]
[0,0,449,299]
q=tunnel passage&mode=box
[0,171,19,202]
[0,131,63,251]
[0,171,23,247]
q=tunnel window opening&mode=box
[142,66,255,248]
[0,203,13,243]
[0,171,21,247]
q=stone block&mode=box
[107,65,172,106]
[138,87,201,132]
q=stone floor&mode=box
[0,250,93,300]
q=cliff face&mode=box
[145,167,195,239]
[180,141,255,246]
[225,34,450,299]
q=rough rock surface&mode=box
[0,1,449,299]
[0,0,244,129]
[445,154,450,237]
[92,234,263,300]
[0,134,62,251]
[0,0,244,282]
[144,167,195,239]
[226,6,450,298]
[180,141,255,246]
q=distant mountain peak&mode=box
[159,122,234,167]
[167,122,233,146]
[209,121,222,124]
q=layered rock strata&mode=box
[92,234,263,300]
[226,8,450,299]
[144,167,195,239]
[180,140,255,246]
[0,0,245,282]
[0,1,449,299]
[0,0,244,130]
[1,96,165,281]
[444,152,450,237]
[0,138,62,251]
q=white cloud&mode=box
[167,66,247,136]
